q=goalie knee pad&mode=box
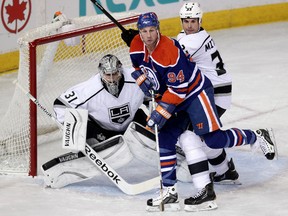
[124,122,159,166]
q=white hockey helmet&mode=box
[179,2,203,24]
[98,54,123,97]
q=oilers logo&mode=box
[109,103,130,124]
[140,66,159,90]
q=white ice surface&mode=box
[1,21,288,216]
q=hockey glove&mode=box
[147,101,176,130]
[121,29,139,47]
[131,70,154,97]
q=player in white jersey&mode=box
[177,2,238,182]
[175,2,239,209]
[42,54,148,188]
[177,3,232,114]
[54,54,146,143]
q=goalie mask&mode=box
[98,54,123,97]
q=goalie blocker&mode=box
[62,108,88,152]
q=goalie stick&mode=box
[13,80,160,195]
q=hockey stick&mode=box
[13,80,160,195]
[150,90,164,211]
[90,0,127,33]
[90,0,139,47]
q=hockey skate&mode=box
[184,182,217,212]
[211,158,241,185]
[146,185,180,212]
[252,129,277,160]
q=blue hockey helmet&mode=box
[137,12,159,30]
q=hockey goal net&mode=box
[0,12,139,176]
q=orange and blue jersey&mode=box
[129,34,212,112]
[129,34,257,187]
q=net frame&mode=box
[0,13,139,176]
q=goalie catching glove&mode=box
[121,29,139,47]
[131,70,154,97]
[147,101,176,130]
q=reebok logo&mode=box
[85,145,121,184]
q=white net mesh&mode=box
[0,13,138,175]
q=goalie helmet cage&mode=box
[0,13,139,176]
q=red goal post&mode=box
[0,13,139,176]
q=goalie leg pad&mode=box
[124,122,159,167]
[42,157,94,189]
[42,135,133,188]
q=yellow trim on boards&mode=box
[1,3,288,74]
[160,3,288,37]
[0,51,19,74]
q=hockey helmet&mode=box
[137,12,159,30]
[179,2,203,23]
[98,54,123,97]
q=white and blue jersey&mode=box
[177,28,232,110]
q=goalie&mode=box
[53,54,147,144]
[42,54,149,188]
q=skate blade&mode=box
[214,179,242,185]
[146,203,180,212]
[184,201,218,212]
[268,128,279,160]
